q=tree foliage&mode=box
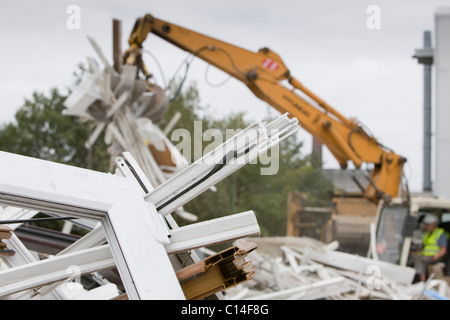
[0,88,109,171]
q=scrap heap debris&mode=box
[223,237,450,300]
[1,18,446,301]
[63,37,189,191]
[0,35,300,299]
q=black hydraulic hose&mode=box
[0,216,76,225]
[156,145,255,212]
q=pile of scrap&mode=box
[0,46,300,299]
[224,237,450,300]
[63,37,189,188]
[0,34,302,300]
[0,110,298,299]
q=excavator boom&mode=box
[124,13,407,203]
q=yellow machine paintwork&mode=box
[124,13,406,204]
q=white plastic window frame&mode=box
[0,151,185,300]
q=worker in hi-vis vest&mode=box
[414,214,448,282]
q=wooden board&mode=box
[0,225,13,232]
[0,231,12,240]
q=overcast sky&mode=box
[1,0,449,192]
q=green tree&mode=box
[0,88,110,171]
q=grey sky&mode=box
[1,0,449,192]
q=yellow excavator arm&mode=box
[124,13,407,203]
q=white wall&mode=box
[435,7,450,198]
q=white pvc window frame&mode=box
[0,113,299,300]
[0,150,185,300]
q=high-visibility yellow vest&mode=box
[422,227,446,256]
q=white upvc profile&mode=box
[0,113,299,300]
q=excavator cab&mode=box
[373,201,411,265]
[373,196,450,279]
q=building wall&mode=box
[435,8,450,198]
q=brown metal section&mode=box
[178,241,257,300]
[111,242,257,300]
